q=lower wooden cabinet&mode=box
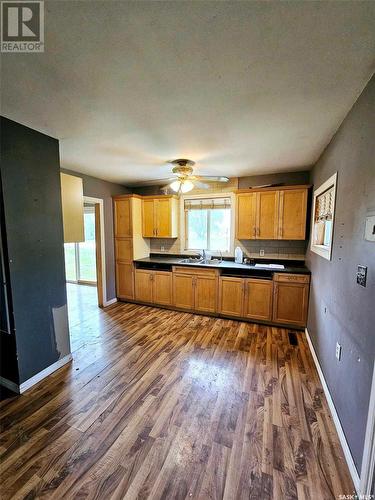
[134,269,172,305]
[173,267,218,313]
[116,262,134,300]
[132,267,310,328]
[219,277,244,317]
[173,273,195,309]
[272,273,310,327]
[243,279,273,321]
[135,269,153,303]
[154,272,173,306]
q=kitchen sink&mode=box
[179,257,204,264]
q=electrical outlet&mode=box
[335,342,342,361]
[260,249,265,257]
[357,265,367,287]
[161,246,165,252]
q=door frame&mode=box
[360,361,375,495]
[83,196,106,307]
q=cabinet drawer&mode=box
[274,273,310,284]
[172,266,218,277]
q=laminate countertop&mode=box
[134,255,310,275]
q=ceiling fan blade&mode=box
[128,177,176,187]
[195,176,229,183]
[193,180,210,190]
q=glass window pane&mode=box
[187,210,208,249]
[209,208,231,252]
[78,212,97,282]
[64,243,76,281]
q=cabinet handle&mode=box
[253,227,256,238]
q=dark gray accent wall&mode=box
[306,75,375,472]
[238,170,310,188]
[61,169,130,302]
[1,117,70,384]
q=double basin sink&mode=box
[179,257,222,266]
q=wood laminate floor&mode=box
[0,286,355,499]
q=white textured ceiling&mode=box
[1,1,375,185]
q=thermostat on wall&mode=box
[364,213,375,242]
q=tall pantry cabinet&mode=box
[113,195,150,300]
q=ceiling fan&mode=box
[160,159,229,194]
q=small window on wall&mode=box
[311,173,337,260]
[184,197,232,253]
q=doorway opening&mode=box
[64,197,106,330]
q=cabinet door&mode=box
[153,272,172,305]
[116,262,134,299]
[236,193,257,239]
[173,274,194,310]
[194,276,217,314]
[155,198,171,237]
[278,189,308,240]
[142,199,155,237]
[243,279,273,321]
[135,270,153,303]
[115,238,133,262]
[257,191,279,239]
[273,282,309,326]
[114,198,132,237]
[219,277,244,317]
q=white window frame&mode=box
[310,172,337,261]
[179,192,235,256]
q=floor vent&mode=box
[288,331,298,346]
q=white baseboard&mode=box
[305,328,360,492]
[19,353,73,393]
[103,297,117,307]
[0,376,20,394]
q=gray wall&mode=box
[306,75,375,472]
[238,170,310,188]
[61,169,130,302]
[1,117,70,384]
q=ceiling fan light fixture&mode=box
[180,180,194,193]
[170,180,181,192]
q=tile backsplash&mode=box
[150,237,307,260]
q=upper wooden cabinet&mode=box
[60,173,84,243]
[278,189,308,240]
[114,197,132,238]
[236,186,309,240]
[142,196,178,238]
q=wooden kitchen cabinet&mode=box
[135,269,153,303]
[236,186,309,240]
[219,277,244,317]
[243,278,273,321]
[114,197,132,237]
[134,269,172,305]
[194,275,217,313]
[272,273,310,327]
[142,196,179,238]
[278,189,308,240]
[153,271,172,306]
[173,273,195,310]
[173,267,218,313]
[257,191,279,239]
[116,262,134,300]
[236,193,257,239]
[113,195,150,301]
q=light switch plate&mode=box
[365,214,375,242]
